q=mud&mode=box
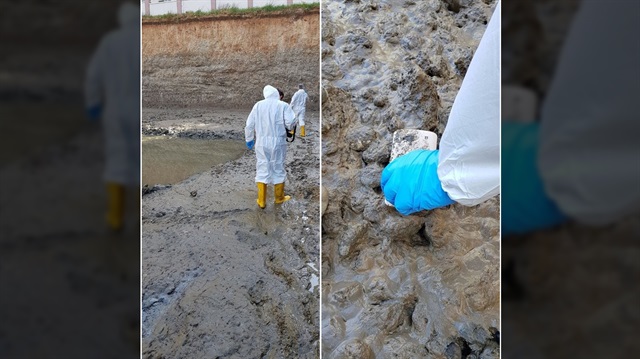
[321,0,499,357]
[0,1,140,357]
[0,121,141,358]
[141,108,320,358]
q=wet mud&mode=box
[0,123,141,358]
[141,108,320,358]
[321,0,499,357]
[0,1,140,357]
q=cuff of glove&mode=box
[417,171,455,212]
[382,149,455,216]
[502,122,568,235]
[86,105,102,120]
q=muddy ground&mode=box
[141,108,320,358]
[321,0,499,357]
[0,120,140,359]
[0,1,140,358]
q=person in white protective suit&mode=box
[290,84,308,137]
[245,85,297,208]
[85,2,140,232]
[501,0,640,234]
[381,1,500,215]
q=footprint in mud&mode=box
[234,227,271,250]
[247,278,309,358]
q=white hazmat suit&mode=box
[245,85,297,184]
[290,88,308,127]
[85,2,140,187]
[539,0,640,225]
[438,1,500,205]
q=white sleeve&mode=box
[437,1,500,206]
[539,0,640,225]
[84,39,106,109]
[284,104,297,129]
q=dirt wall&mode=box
[142,10,319,109]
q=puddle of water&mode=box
[142,136,245,185]
[309,273,319,293]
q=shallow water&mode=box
[142,136,245,185]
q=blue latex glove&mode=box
[86,104,102,121]
[246,140,255,150]
[381,149,455,215]
[502,122,567,235]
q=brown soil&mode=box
[142,9,320,109]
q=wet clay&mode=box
[321,0,499,357]
[142,108,320,359]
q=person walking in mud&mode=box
[85,2,140,232]
[245,85,297,209]
[290,84,308,137]
[279,88,298,140]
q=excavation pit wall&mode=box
[142,9,320,109]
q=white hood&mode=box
[263,85,279,100]
[118,2,139,27]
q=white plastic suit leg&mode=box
[255,142,287,185]
[297,110,305,127]
[437,1,500,206]
[290,89,308,127]
[539,1,640,225]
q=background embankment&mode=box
[143,9,320,108]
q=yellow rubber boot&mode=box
[274,183,291,204]
[106,182,125,232]
[256,182,267,209]
[300,125,306,137]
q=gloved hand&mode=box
[86,104,102,121]
[246,140,255,150]
[502,122,567,235]
[381,149,455,215]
